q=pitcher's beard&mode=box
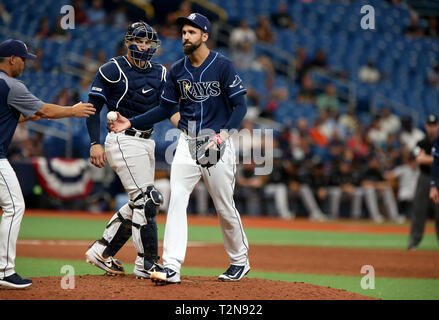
[183,41,201,55]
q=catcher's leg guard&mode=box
[101,203,133,258]
[132,187,163,277]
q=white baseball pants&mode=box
[0,159,26,279]
[104,132,156,259]
[162,133,250,273]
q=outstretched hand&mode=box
[72,102,96,118]
[108,112,131,132]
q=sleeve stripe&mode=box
[89,92,108,102]
[229,88,247,98]
[161,95,178,104]
[161,65,167,82]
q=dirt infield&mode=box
[15,240,439,279]
[0,275,377,300]
[3,212,438,300]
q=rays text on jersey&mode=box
[177,79,221,102]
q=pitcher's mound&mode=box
[0,275,377,300]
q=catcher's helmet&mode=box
[125,22,160,68]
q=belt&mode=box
[124,128,153,139]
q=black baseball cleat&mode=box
[218,264,250,281]
[0,273,32,289]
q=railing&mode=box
[370,92,421,127]
[24,119,73,158]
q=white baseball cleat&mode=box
[218,264,250,281]
[85,242,125,275]
[134,261,164,279]
[150,267,181,285]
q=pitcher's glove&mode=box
[196,134,226,168]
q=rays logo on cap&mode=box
[188,13,196,20]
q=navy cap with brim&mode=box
[0,39,37,59]
[176,13,211,34]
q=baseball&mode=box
[107,111,118,122]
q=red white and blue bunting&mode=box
[31,157,93,200]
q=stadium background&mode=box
[0,0,439,300]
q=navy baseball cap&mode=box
[0,39,37,59]
[177,13,211,34]
[426,114,438,124]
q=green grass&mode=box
[15,257,439,300]
[17,216,439,250]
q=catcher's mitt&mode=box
[189,134,226,168]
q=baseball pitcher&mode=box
[109,13,250,284]
[84,22,178,278]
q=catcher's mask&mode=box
[125,22,160,68]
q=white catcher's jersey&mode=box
[162,132,249,273]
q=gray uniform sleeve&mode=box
[7,80,44,118]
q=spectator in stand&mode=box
[296,72,318,104]
[297,160,328,221]
[259,75,289,119]
[36,17,51,40]
[236,162,268,216]
[111,5,128,29]
[380,107,401,136]
[80,49,100,78]
[290,117,313,162]
[404,13,425,38]
[230,20,257,71]
[384,155,419,218]
[400,116,425,152]
[427,62,439,89]
[316,84,340,112]
[0,4,11,25]
[264,148,295,219]
[339,107,359,134]
[230,20,257,48]
[50,17,71,42]
[292,46,309,84]
[26,48,51,73]
[358,61,381,84]
[327,160,363,220]
[160,1,192,39]
[73,0,89,25]
[87,0,106,25]
[78,77,91,103]
[359,155,405,223]
[304,49,328,73]
[271,1,296,30]
[425,17,438,38]
[347,128,370,162]
[255,16,276,44]
[368,115,388,149]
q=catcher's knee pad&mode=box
[146,185,164,206]
[100,211,133,257]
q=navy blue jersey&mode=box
[88,56,166,127]
[161,50,247,134]
[0,70,43,158]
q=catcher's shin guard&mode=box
[132,199,159,263]
[101,211,133,258]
